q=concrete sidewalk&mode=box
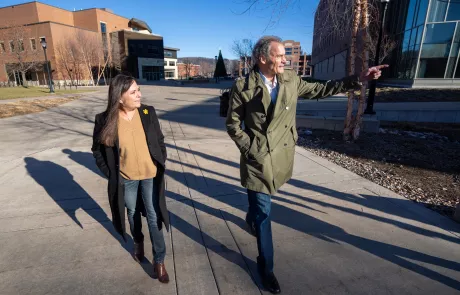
[0,87,459,295]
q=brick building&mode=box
[0,1,179,85]
[298,53,312,77]
[177,63,200,79]
[282,40,302,74]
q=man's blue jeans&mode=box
[246,189,273,274]
[123,178,166,263]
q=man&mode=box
[226,36,387,294]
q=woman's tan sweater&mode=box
[118,111,157,180]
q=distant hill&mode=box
[178,57,239,77]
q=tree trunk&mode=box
[343,0,361,141]
[352,0,370,140]
[21,71,27,87]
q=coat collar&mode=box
[245,65,290,90]
[244,66,290,117]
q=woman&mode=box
[91,74,169,283]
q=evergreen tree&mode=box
[213,50,227,78]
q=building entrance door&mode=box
[142,66,161,81]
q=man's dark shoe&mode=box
[153,262,170,283]
[245,213,256,236]
[259,272,281,294]
[133,242,144,263]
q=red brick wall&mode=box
[177,63,201,78]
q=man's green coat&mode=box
[226,67,360,194]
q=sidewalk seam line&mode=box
[172,132,220,294]
[220,210,263,295]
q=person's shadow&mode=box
[24,156,152,276]
[62,148,104,177]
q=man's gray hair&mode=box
[252,36,282,65]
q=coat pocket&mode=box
[247,136,259,160]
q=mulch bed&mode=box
[0,97,78,118]
[297,126,460,220]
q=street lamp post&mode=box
[215,55,218,83]
[365,0,389,115]
[40,39,55,93]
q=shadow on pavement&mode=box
[165,144,460,291]
[24,156,153,277]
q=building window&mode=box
[447,1,460,21]
[148,45,159,54]
[165,71,175,78]
[129,44,135,54]
[9,40,14,52]
[169,61,175,66]
[402,29,412,49]
[418,23,456,78]
[30,38,36,50]
[416,0,429,26]
[100,22,107,33]
[164,51,173,57]
[446,25,460,78]
[405,0,416,30]
[18,39,24,52]
[428,0,448,22]
[0,42,5,53]
[100,22,108,55]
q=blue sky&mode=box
[0,0,319,59]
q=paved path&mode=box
[0,84,459,295]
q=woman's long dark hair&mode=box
[100,74,135,147]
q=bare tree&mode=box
[183,58,194,78]
[110,33,122,76]
[231,39,254,75]
[315,0,396,140]
[74,30,97,85]
[342,0,362,141]
[350,1,397,140]
[230,59,240,76]
[198,60,214,78]
[352,0,370,140]
[55,37,80,87]
[93,36,110,86]
[55,30,111,88]
[236,0,300,31]
[368,33,398,65]
[0,22,42,86]
[314,0,355,47]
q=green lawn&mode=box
[0,87,96,100]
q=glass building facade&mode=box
[386,0,460,84]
